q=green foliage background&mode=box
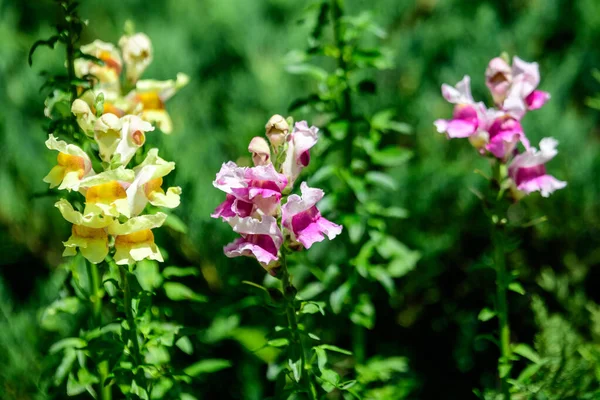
[1,0,600,398]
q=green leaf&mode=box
[508,282,526,295]
[300,302,326,315]
[350,294,375,329]
[164,282,207,302]
[370,266,395,295]
[163,266,199,278]
[131,379,149,400]
[54,348,77,385]
[176,336,194,355]
[184,359,232,377]
[49,337,87,354]
[134,260,163,291]
[317,344,353,356]
[371,146,413,167]
[517,362,543,383]
[499,363,512,378]
[268,338,290,348]
[285,63,328,81]
[164,213,188,234]
[330,280,351,314]
[342,214,366,244]
[288,358,302,382]
[512,343,541,364]
[297,281,325,300]
[365,171,398,191]
[478,308,497,322]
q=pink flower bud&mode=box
[248,137,271,166]
[265,114,289,147]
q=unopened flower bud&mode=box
[72,99,96,136]
[485,57,512,105]
[94,113,123,162]
[265,114,289,147]
[119,32,153,83]
[248,137,271,166]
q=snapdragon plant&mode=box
[435,54,566,399]
[212,116,365,399]
[30,2,223,398]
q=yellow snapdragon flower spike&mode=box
[108,213,167,265]
[55,199,113,264]
[44,135,94,190]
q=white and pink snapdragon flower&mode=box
[435,55,565,198]
[212,115,342,274]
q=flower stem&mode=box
[352,323,366,365]
[491,160,511,399]
[280,253,317,400]
[87,261,111,400]
[64,2,78,103]
[119,265,145,385]
[492,224,511,400]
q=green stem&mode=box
[87,261,111,400]
[331,0,354,167]
[352,323,366,365]
[119,265,144,375]
[89,263,102,325]
[491,160,511,399]
[65,11,78,103]
[492,225,511,400]
[280,254,317,400]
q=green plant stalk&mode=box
[64,3,78,103]
[280,253,317,400]
[491,161,511,400]
[119,265,145,386]
[89,262,112,400]
[330,0,354,167]
[492,224,511,399]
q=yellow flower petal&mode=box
[148,186,181,209]
[113,229,163,265]
[63,225,109,264]
[107,213,167,236]
[55,199,113,228]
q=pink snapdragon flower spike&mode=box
[282,182,342,249]
[224,215,283,266]
[435,76,487,139]
[212,161,288,219]
[508,138,567,197]
[485,113,530,159]
[282,121,319,185]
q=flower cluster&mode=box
[435,55,566,198]
[44,32,184,265]
[212,115,342,274]
[70,32,189,135]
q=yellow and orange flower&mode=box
[79,167,134,217]
[44,135,94,190]
[108,213,167,265]
[126,149,181,216]
[55,199,112,264]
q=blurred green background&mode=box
[1,0,600,399]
